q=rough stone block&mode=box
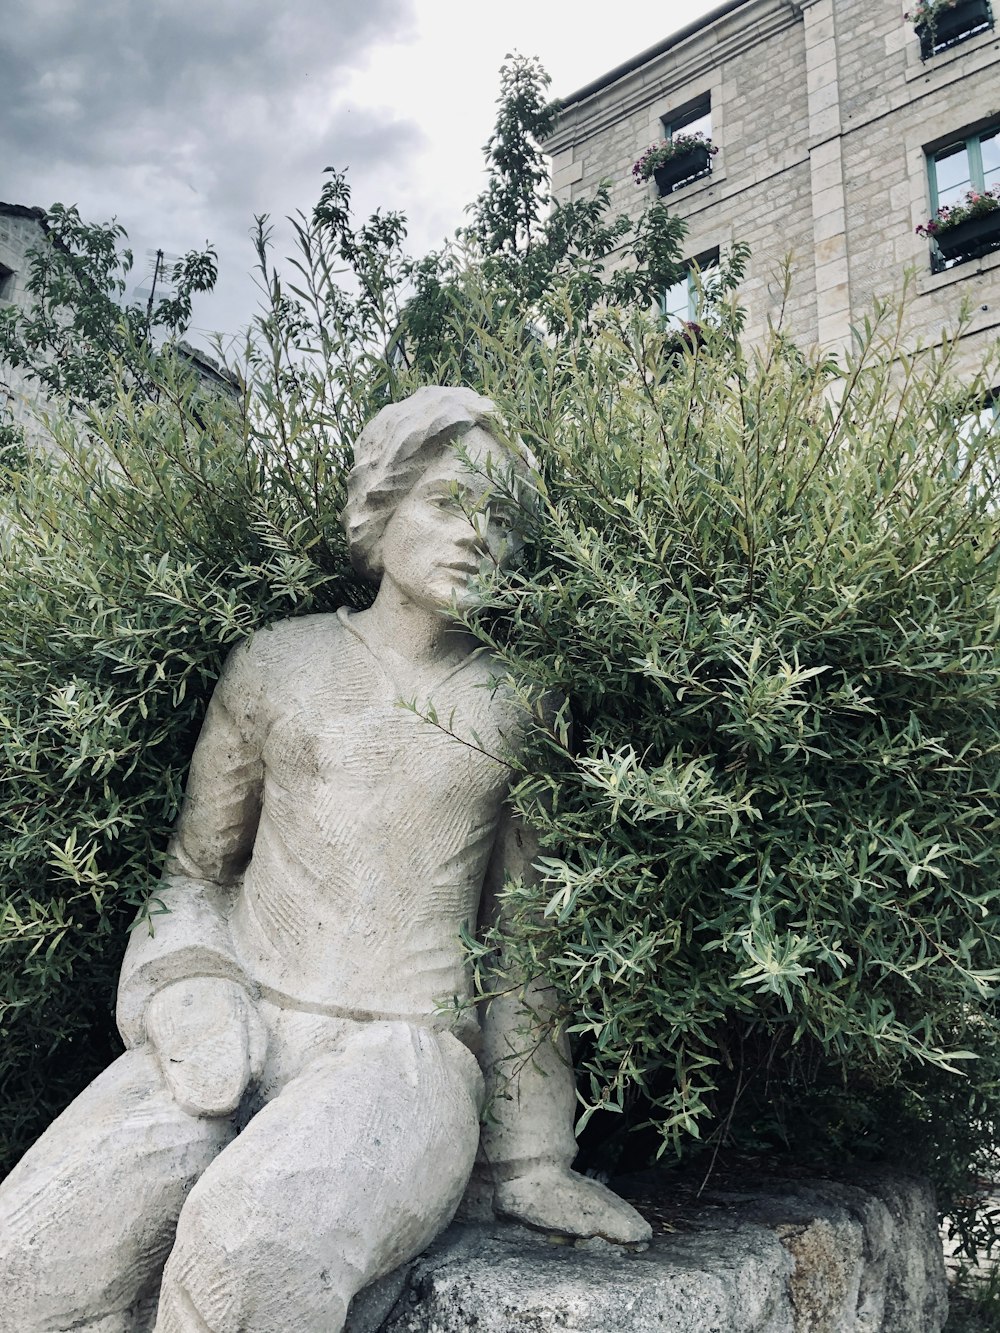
[810,156,844,195]
[348,1173,947,1333]
[814,235,848,268]
[814,207,847,243]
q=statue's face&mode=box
[378,426,518,613]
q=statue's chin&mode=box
[447,584,486,616]
[399,566,490,617]
[412,572,482,615]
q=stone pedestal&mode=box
[348,1172,947,1333]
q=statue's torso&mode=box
[227,612,521,1025]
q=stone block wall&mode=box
[546,0,1000,375]
[346,1171,948,1332]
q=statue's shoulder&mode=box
[475,654,563,730]
[467,648,547,715]
[229,612,355,678]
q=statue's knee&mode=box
[157,1213,230,1332]
[439,1030,486,1113]
[0,1231,111,1333]
[0,1181,76,1330]
[0,1262,30,1333]
[160,1184,261,1330]
[161,1177,354,1332]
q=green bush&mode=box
[424,278,1000,1236]
[0,341,375,1169]
[0,56,702,1176]
[5,120,1000,1271]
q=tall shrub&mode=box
[0,341,374,1166]
[0,48,709,1174]
[5,60,1000,1260]
[421,278,1000,1241]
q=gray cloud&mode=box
[3,0,417,169]
[2,0,424,339]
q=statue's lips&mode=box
[439,559,481,577]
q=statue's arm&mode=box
[116,639,265,1053]
[478,809,651,1244]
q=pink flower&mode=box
[917,184,1000,238]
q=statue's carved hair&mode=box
[344,386,524,581]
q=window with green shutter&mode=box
[923,126,1000,269]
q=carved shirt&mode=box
[164,612,524,1029]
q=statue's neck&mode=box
[355,575,476,677]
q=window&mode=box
[957,393,999,445]
[0,264,14,303]
[663,95,712,145]
[660,249,720,328]
[925,125,1000,269]
[648,95,715,196]
[930,128,1000,210]
[954,392,999,498]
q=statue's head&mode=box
[343,386,532,610]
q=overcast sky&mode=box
[3,0,722,354]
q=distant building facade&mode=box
[545,0,1000,374]
[0,203,54,453]
[0,203,237,460]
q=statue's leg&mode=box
[154,1021,483,1333]
[0,1048,234,1333]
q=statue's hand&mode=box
[494,1163,652,1245]
[145,977,266,1118]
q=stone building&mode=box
[0,203,55,453]
[545,0,1000,376]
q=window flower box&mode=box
[661,321,707,362]
[653,144,712,196]
[632,133,717,197]
[917,186,1000,265]
[910,0,993,57]
[932,208,1000,260]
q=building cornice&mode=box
[0,202,46,225]
[545,0,803,154]
[555,0,755,108]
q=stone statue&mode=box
[0,387,649,1333]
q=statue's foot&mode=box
[494,1164,652,1245]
